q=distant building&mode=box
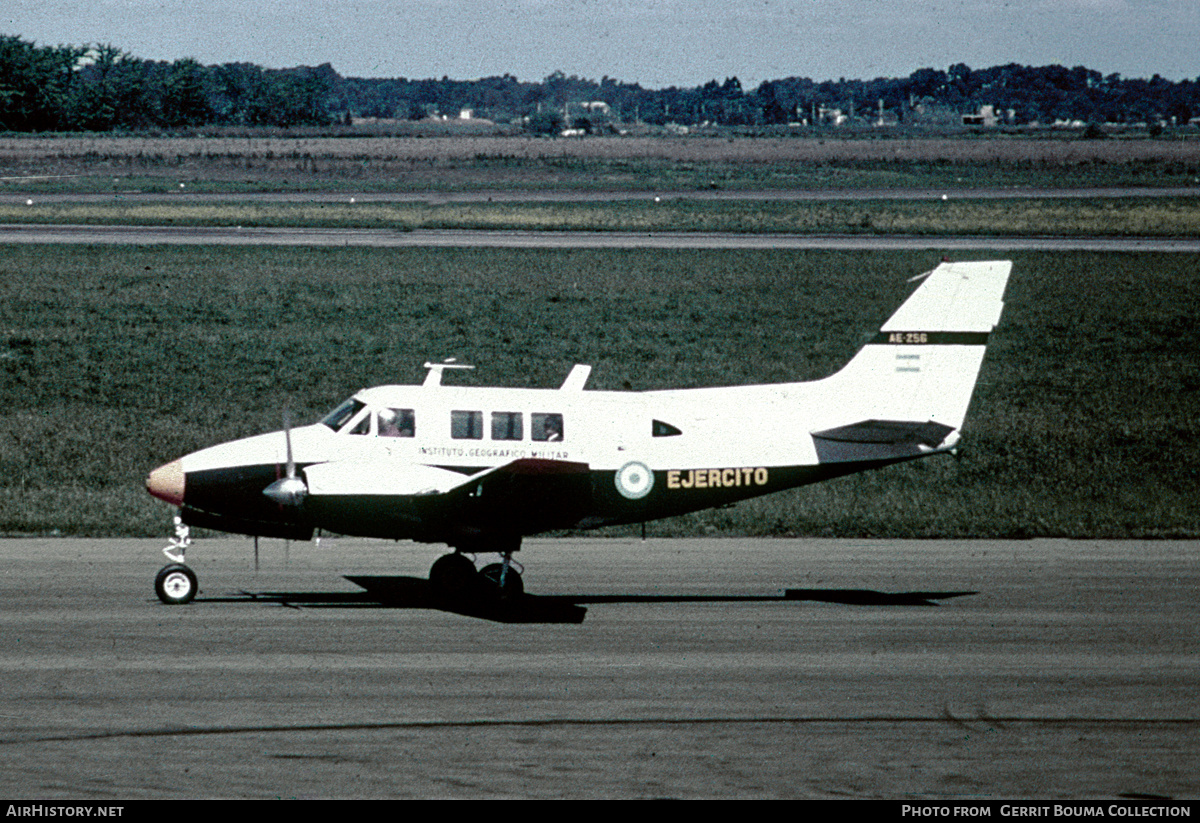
[963,105,998,127]
[815,105,846,125]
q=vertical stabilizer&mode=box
[818,260,1011,432]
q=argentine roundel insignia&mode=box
[615,461,654,499]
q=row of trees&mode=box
[755,64,1196,127]
[0,36,334,130]
[3,34,1199,132]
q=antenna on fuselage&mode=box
[422,358,475,387]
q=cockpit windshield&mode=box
[320,398,366,431]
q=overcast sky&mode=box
[5,1,1197,88]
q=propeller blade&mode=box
[283,408,296,479]
[263,409,307,506]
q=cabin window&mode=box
[378,408,415,437]
[451,410,483,440]
[348,412,372,435]
[652,419,682,437]
[321,398,365,432]
[491,412,523,441]
[532,412,564,442]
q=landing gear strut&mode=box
[155,516,198,604]
[480,557,524,597]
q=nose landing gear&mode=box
[155,516,198,605]
[155,563,198,604]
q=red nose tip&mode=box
[146,460,185,506]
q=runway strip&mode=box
[0,536,1195,799]
[3,223,1200,251]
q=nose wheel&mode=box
[155,515,198,604]
[155,563,198,604]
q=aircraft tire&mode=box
[479,563,524,598]
[155,563,198,605]
[429,553,478,597]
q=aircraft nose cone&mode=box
[146,460,185,506]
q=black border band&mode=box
[871,331,990,345]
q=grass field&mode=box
[3,134,1200,193]
[1,244,1196,539]
[3,196,1199,237]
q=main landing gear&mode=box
[155,516,198,605]
[429,547,524,600]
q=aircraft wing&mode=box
[436,457,594,533]
[304,456,589,497]
[301,457,593,542]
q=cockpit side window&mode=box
[348,412,372,435]
[321,398,366,431]
[532,412,564,442]
[379,408,415,437]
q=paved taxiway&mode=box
[4,223,1200,252]
[0,537,1195,799]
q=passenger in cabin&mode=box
[541,415,563,442]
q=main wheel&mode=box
[479,563,524,598]
[155,563,198,605]
[428,553,478,597]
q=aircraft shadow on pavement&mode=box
[200,575,977,624]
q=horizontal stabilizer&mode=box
[811,419,956,463]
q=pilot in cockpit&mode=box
[378,408,415,438]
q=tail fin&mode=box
[816,260,1011,441]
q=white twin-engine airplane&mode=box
[145,259,1011,604]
